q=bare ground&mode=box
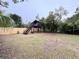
[0,33,79,59]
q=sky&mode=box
[3,0,79,23]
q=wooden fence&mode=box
[0,28,26,35]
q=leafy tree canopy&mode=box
[9,14,22,27]
[0,0,26,7]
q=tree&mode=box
[0,0,25,27]
[54,6,68,20]
[0,14,14,27]
[63,10,79,34]
[75,7,79,14]
[10,14,22,27]
[53,7,68,33]
[40,17,46,32]
[46,11,57,32]
[40,11,58,32]
[0,0,25,7]
[0,0,26,27]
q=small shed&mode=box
[23,20,42,34]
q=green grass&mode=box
[56,34,79,43]
[0,33,79,59]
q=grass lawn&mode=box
[0,33,79,59]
